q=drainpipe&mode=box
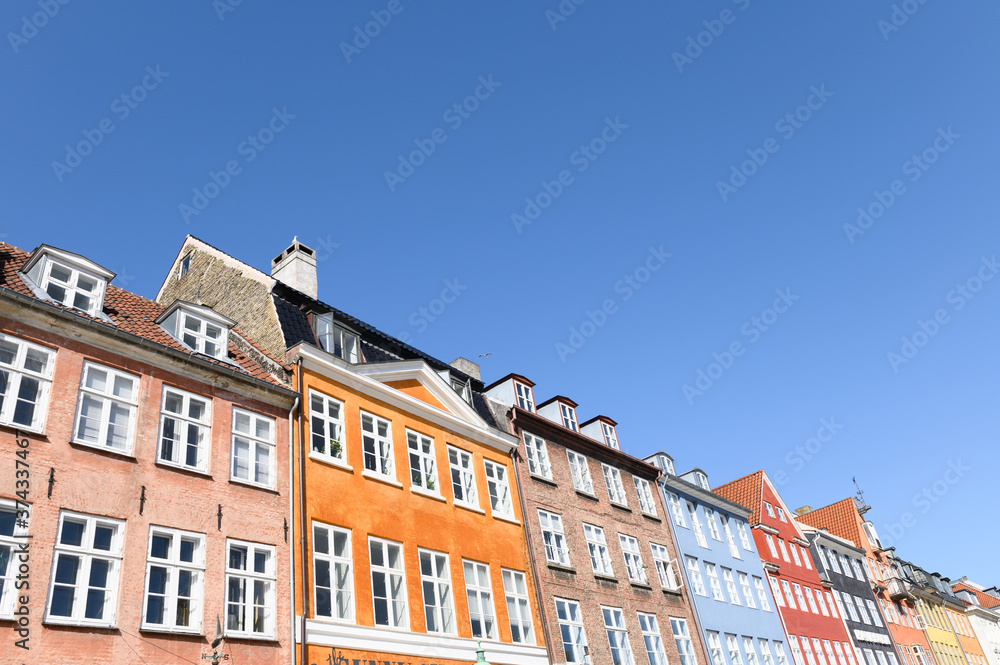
[287,394,300,665]
[296,359,309,665]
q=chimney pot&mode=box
[271,239,318,299]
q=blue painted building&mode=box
[646,452,792,665]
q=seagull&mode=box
[478,353,492,358]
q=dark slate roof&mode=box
[473,393,509,432]
[360,339,405,363]
[273,292,316,349]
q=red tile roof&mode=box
[0,242,288,388]
[713,470,765,524]
[953,583,1000,609]
[796,498,863,548]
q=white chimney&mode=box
[271,238,318,299]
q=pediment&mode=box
[354,360,483,424]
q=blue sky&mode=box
[3,2,997,583]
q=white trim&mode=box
[361,470,403,488]
[410,486,446,502]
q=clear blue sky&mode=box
[3,2,997,583]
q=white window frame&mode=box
[602,606,636,665]
[706,563,725,601]
[583,524,614,577]
[514,382,534,412]
[448,446,479,509]
[72,361,139,454]
[811,640,827,665]
[157,386,211,472]
[566,450,594,494]
[555,597,589,665]
[419,548,455,635]
[824,641,839,665]
[826,591,838,618]
[790,637,806,665]
[523,432,552,479]
[776,507,787,522]
[801,546,812,570]
[361,411,394,481]
[851,558,865,580]
[310,390,347,465]
[538,510,570,566]
[737,521,753,550]
[619,534,648,585]
[781,579,797,608]
[793,582,808,611]
[765,534,779,558]
[38,257,105,316]
[639,613,669,665]
[141,526,205,633]
[45,510,124,627]
[602,422,620,449]
[769,575,785,607]
[801,637,818,665]
[760,641,776,665]
[0,333,54,432]
[722,514,741,559]
[723,567,742,605]
[313,314,359,363]
[668,492,687,527]
[560,403,578,431]
[178,310,227,359]
[778,538,791,563]
[842,593,860,622]
[224,539,275,639]
[502,569,534,645]
[686,557,707,596]
[708,632,727,665]
[602,464,628,506]
[313,522,353,622]
[790,543,802,566]
[369,537,407,629]
[651,543,681,591]
[833,642,849,665]
[0,500,30,618]
[763,502,775,518]
[688,502,708,548]
[406,429,438,494]
[728,633,745,665]
[705,508,722,540]
[746,637,762,665]
[855,595,872,625]
[839,554,854,578]
[634,477,658,516]
[230,407,276,489]
[816,588,830,616]
[671,617,699,665]
[484,459,514,518]
[776,643,791,665]
[740,572,757,608]
[755,576,772,611]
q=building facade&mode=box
[895,560,977,665]
[645,453,791,665]
[953,582,1000,665]
[0,242,296,663]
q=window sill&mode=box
[610,501,631,512]
[361,470,402,488]
[43,618,118,630]
[229,478,280,494]
[1,422,46,437]
[575,489,599,501]
[594,572,619,583]
[139,626,204,637]
[529,473,557,487]
[492,512,520,525]
[308,453,353,473]
[68,439,136,460]
[641,512,662,522]
[630,581,654,591]
[410,486,446,502]
[223,631,278,642]
[154,461,213,479]
[455,501,485,515]
[546,562,576,574]
[662,586,684,596]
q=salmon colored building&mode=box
[0,242,297,663]
[156,237,547,665]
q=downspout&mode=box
[296,359,309,665]
[508,412,555,664]
[287,394,300,665]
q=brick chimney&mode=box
[271,238,318,299]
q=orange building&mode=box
[157,237,547,665]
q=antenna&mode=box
[852,476,870,514]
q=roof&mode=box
[0,242,289,388]
[713,469,765,523]
[796,498,863,548]
[953,583,1000,609]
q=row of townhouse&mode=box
[2,235,997,665]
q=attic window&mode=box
[20,246,114,319]
[157,302,233,361]
[313,313,358,363]
[601,422,620,450]
[178,252,193,279]
[695,472,710,490]
[657,455,675,476]
[559,403,578,431]
[451,378,472,404]
[514,382,534,412]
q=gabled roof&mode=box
[953,583,1000,609]
[797,498,863,548]
[713,470,765,523]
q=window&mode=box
[502,569,534,644]
[668,493,687,527]
[827,592,838,618]
[801,637,817,665]
[602,422,620,449]
[463,560,496,639]
[721,515,741,559]
[816,589,829,616]
[875,653,889,665]
[723,568,741,605]
[634,477,657,516]
[484,460,514,518]
[448,446,478,508]
[584,524,614,576]
[603,464,628,506]
[817,547,829,569]
[832,591,847,619]
[619,535,648,585]
[407,430,438,493]
[706,563,725,601]
[230,408,275,488]
[855,596,872,624]
[142,527,205,632]
[790,638,806,665]
[556,598,589,664]
[746,637,762,665]
[46,511,124,626]
[515,382,534,411]
[73,362,138,453]
[603,607,636,665]
[790,544,802,566]
[776,507,787,522]
[0,501,30,618]
[688,502,708,547]
[801,546,812,569]
[708,632,727,665]
[0,334,54,431]
[765,534,778,558]
[727,634,745,665]
[863,651,877,665]
[755,576,772,611]
[804,586,819,613]
[523,433,552,479]
[568,451,594,494]
[361,412,394,480]
[760,641,776,665]
[826,548,841,574]
[314,314,359,363]
[538,510,570,566]
[776,643,791,665]
[737,522,753,550]
[777,539,790,563]
[781,580,797,608]
[769,576,785,607]
[670,618,698,665]
[686,557,707,596]
[851,558,865,580]
[793,583,808,611]
[369,537,407,628]
[842,593,860,622]
[158,387,211,471]
[694,472,710,490]
[839,554,853,578]
[651,543,681,591]
[39,258,103,315]
[178,251,192,278]
[811,640,826,665]
[639,613,669,665]
[740,572,756,608]
[560,403,578,431]
[833,642,849,665]
[311,391,346,463]
[763,502,775,518]
[313,523,353,622]
[866,600,883,627]
[704,508,722,540]
[225,540,275,637]
[178,311,226,358]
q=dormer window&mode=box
[601,422,620,450]
[515,382,534,412]
[451,377,472,404]
[20,245,114,318]
[180,312,225,357]
[156,301,233,361]
[313,313,359,363]
[560,403,577,431]
[694,472,710,490]
[178,251,193,279]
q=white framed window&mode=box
[832,591,847,619]
[639,613,669,665]
[650,543,681,591]
[0,500,30,618]
[46,511,124,626]
[781,580,797,608]
[816,589,829,616]
[721,514,741,559]
[768,576,785,607]
[514,382,534,412]
[142,527,205,632]
[313,522,353,622]
[619,534,648,585]
[603,464,628,506]
[776,643,791,665]
[777,539,791,563]
[73,362,138,453]
[314,314,359,363]
[763,502,775,518]
[361,412,394,480]
[824,641,839,665]
[686,557,707,596]
[746,637,762,665]
[158,387,211,472]
[805,585,820,614]
[801,546,812,569]
[583,524,614,576]
[740,572,756,608]
[230,408,275,488]
[671,617,699,665]
[839,554,854,578]
[851,558,865,580]
[369,537,407,628]
[668,492,687,527]
[723,568,741,605]
[842,593,860,622]
[310,391,346,463]
[538,510,570,566]
[790,544,802,566]
[178,311,226,358]
[793,583,808,611]
[560,403,578,431]
[708,632,727,665]
[833,642,849,665]
[603,606,636,665]
[811,640,826,665]
[39,258,104,316]
[855,596,872,624]
[602,422,620,449]
[705,508,722,540]
[790,638,806,665]
[555,598,589,665]
[737,521,753,550]
[418,549,454,634]
[776,507,787,522]
[634,477,658,516]
[727,633,745,665]
[801,638,818,665]
[765,534,778,558]
[755,576,772,611]
[448,446,478,508]
[484,460,514,518]
[407,430,438,493]
[826,548,841,574]
[0,334,54,431]
[567,450,594,494]
[523,433,552,479]
[502,569,534,644]
[706,563,725,601]
[688,502,708,548]
[760,640,776,665]
[225,539,275,638]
